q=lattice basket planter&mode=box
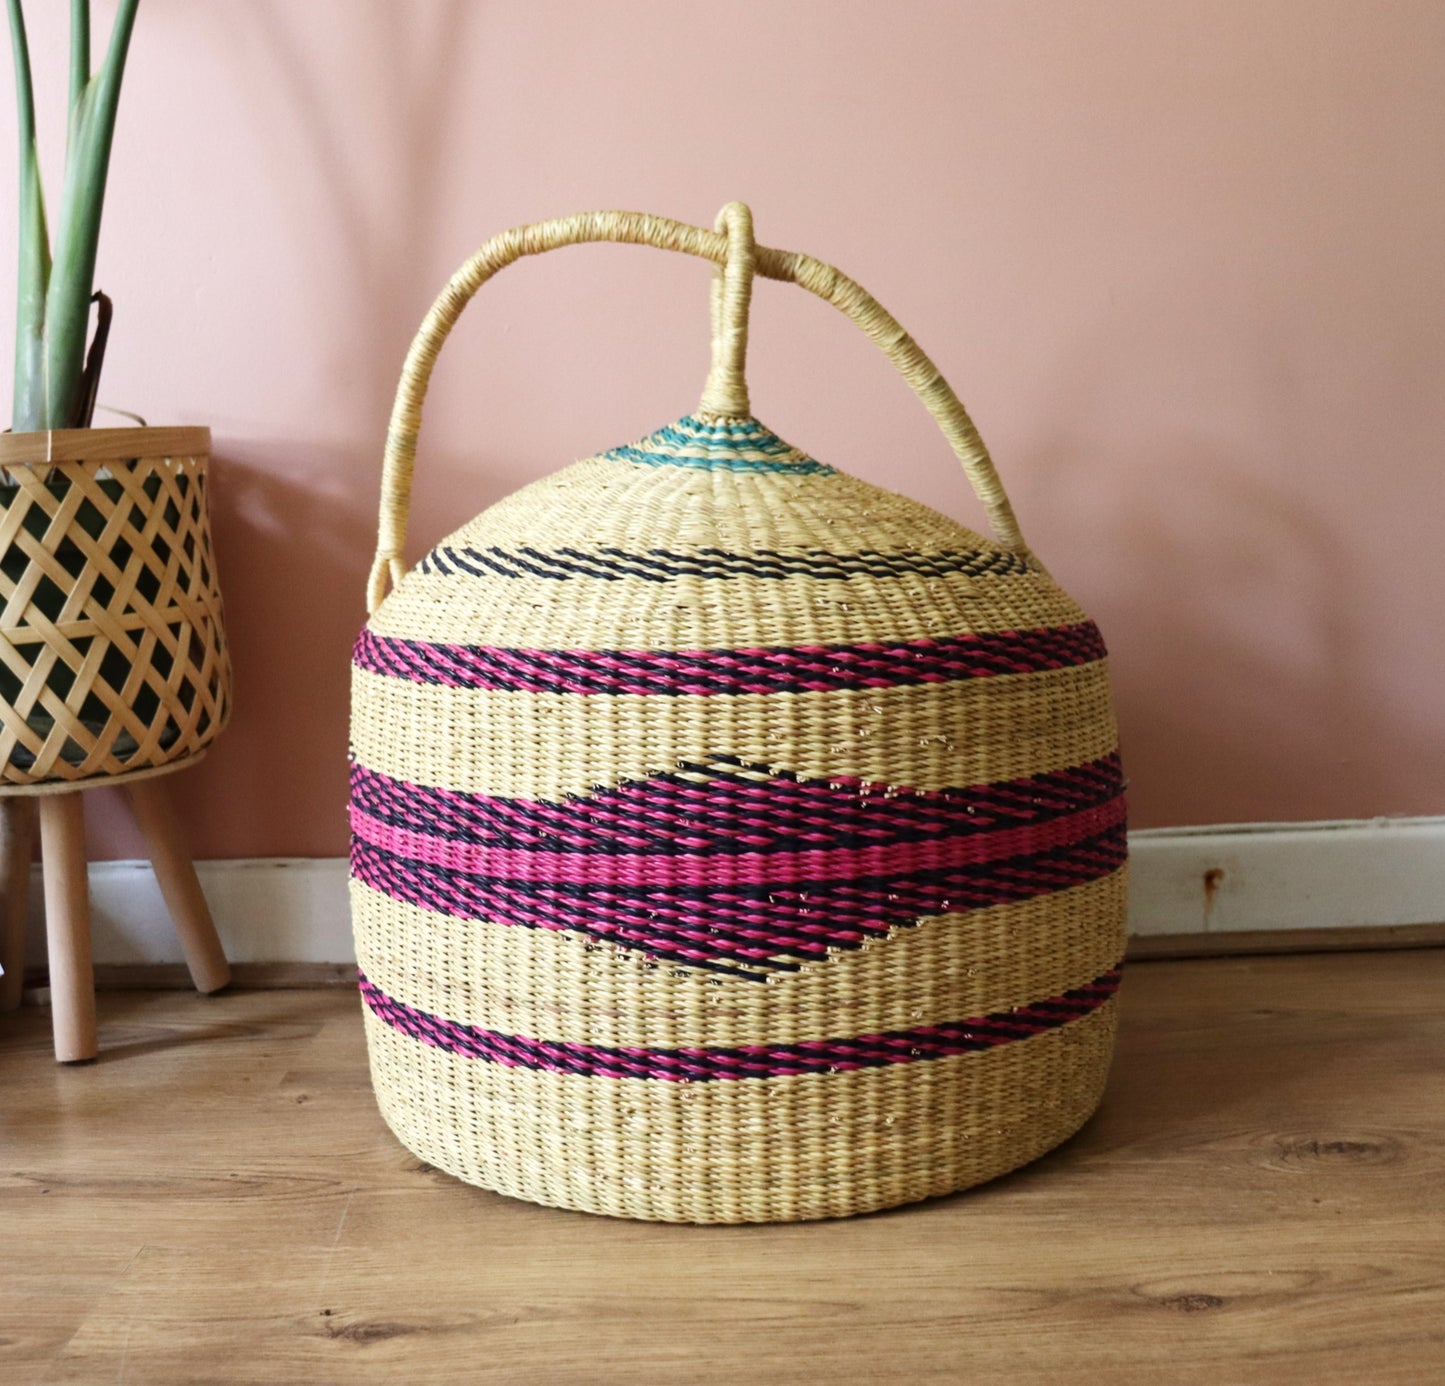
[0,427,231,790]
[351,204,1127,1223]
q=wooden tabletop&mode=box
[3,949,1443,1384]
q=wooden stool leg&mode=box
[39,793,97,1063]
[127,780,230,994]
[1,798,38,1012]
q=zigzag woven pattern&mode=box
[358,964,1123,1081]
[351,812,1126,979]
[350,752,1125,855]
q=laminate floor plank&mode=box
[3,951,1443,1384]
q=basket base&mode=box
[362,1002,1117,1224]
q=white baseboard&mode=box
[1127,816,1445,936]
[18,857,353,968]
[11,817,1445,969]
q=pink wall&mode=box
[4,1,1443,858]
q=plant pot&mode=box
[0,426,232,788]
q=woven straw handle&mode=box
[368,203,1027,612]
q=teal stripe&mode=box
[606,444,834,475]
[651,425,795,456]
[601,414,834,475]
[673,415,776,439]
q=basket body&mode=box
[350,415,1126,1222]
[0,428,232,789]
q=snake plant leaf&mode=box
[42,0,138,430]
[12,144,50,432]
[68,0,88,142]
[6,0,49,432]
[7,0,138,430]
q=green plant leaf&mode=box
[7,0,50,432]
[68,0,89,149]
[13,142,50,432]
[42,0,138,428]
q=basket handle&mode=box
[368,204,1028,613]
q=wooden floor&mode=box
[3,950,1443,1385]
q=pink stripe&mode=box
[352,623,1107,696]
[348,794,1127,884]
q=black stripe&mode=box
[418,543,1034,583]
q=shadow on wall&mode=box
[1026,434,1443,828]
[80,2,486,861]
[86,444,377,862]
[195,445,376,857]
[213,0,479,412]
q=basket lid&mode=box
[366,202,1033,613]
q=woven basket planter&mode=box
[351,205,1127,1223]
[0,427,231,790]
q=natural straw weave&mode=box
[0,427,231,790]
[351,204,1126,1222]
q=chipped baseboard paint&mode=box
[1126,816,1445,938]
[11,817,1445,969]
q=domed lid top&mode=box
[365,202,1033,614]
[378,403,1087,669]
[599,413,834,476]
[429,408,1018,564]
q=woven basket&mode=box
[351,204,1127,1223]
[0,427,231,790]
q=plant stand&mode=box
[0,426,234,1060]
[0,798,35,1012]
[0,777,229,1062]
